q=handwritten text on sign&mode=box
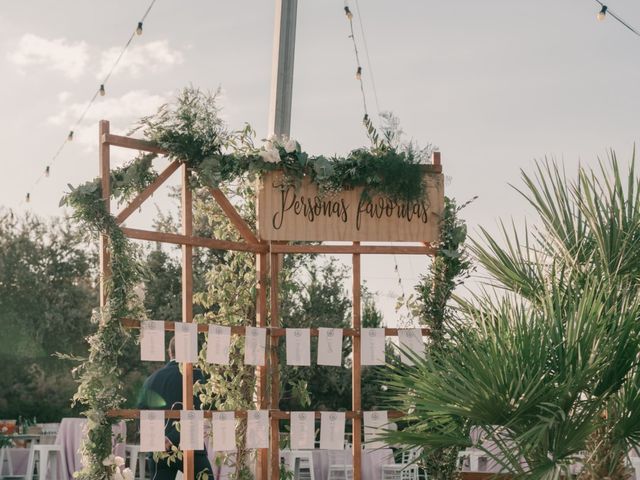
[257,169,444,242]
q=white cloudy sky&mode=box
[1,1,639,323]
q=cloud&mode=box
[8,34,89,80]
[97,40,183,79]
[48,90,170,160]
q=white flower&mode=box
[114,456,125,468]
[259,146,281,164]
[122,468,134,480]
[284,138,299,153]
[102,454,115,466]
[112,469,124,480]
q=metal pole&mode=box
[268,0,298,138]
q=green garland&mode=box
[62,87,438,480]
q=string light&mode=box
[344,6,353,20]
[343,2,368,117]
[18,0,158,208]
[593,0,640,37]
[597,5,608,21]
[355,66,362,80]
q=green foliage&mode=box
[384,153,640,480]
[0,211,97,421]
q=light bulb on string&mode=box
[597,5,608,21]
[45,166,50,177]
[68,130,74,141]
[344,6,353,20]
[26,193,30,203]
[99,84,106,96]
[136,22,143,35]
[356,66,362,80]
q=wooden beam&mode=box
[256,251,269,480]
[352,244,362,480]
[119,319,431,337]
[99,121,111,309]
[102,132,168,155]
[107,409,407,420]
[121,227,268,253]
[115,161,181,225]
[269,248,281,480]
[208,187,260,244]
[181,164,195,480]
[270,244,436,255]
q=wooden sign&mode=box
[257,168,444,242]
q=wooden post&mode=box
[269,247,281,480]
[181,164,195,479]
[256,251,269,479]
[352,243,362,480]
[99,120,110,308]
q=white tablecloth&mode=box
[55,418,126,479]
[1,447,30,476]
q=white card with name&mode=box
[211,411,236,452]
[175,322,198,363]
[207,325,231,365]
[290,412,315,450]
[363,411,388,449]
[140,410,166,452]
[398,328,425,365]
[361,328,386,365]
[244,327,266,366]
[140,320,165,362]
[180,410,204,450]
[246,410,269,449]
[286,328,311,366]
[320,412,346,450]
[317,328,343,366]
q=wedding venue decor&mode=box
[61,87,448,480]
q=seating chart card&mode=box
[320,411,346,450]
[244,326,267,366]
[361,328,386,365]
[207,325,231,365]
[290,411,315,450]
[179,410,204,451]
[363,410,388,449]
[286,328,311,366]
[398,328,425,365]
[175,322,198,363]
[140,320,165,362]
[211,411,236,452]
[246,410,269,449]
[140,410,165,452]
[317,327,343,366]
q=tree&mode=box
[383,155,640,479]
[0,211,97,421]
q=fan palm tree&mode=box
[383,153,640,479]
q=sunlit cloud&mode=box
[8,34,89,80]
[97,40,184,79]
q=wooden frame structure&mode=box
[99,120,442,480]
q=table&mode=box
[282,448,394,480]
[1,447,30,476]
[55,418,126,479]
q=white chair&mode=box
[0,447,15,478]
[629,456,640,480]
[24,444,67,480]
[286,450,315,480]
[327,450,353,480]
[381,448,420,480]
[124,445,147,479]
[458,448,486,472]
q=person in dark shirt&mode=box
[138,337,212,480]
